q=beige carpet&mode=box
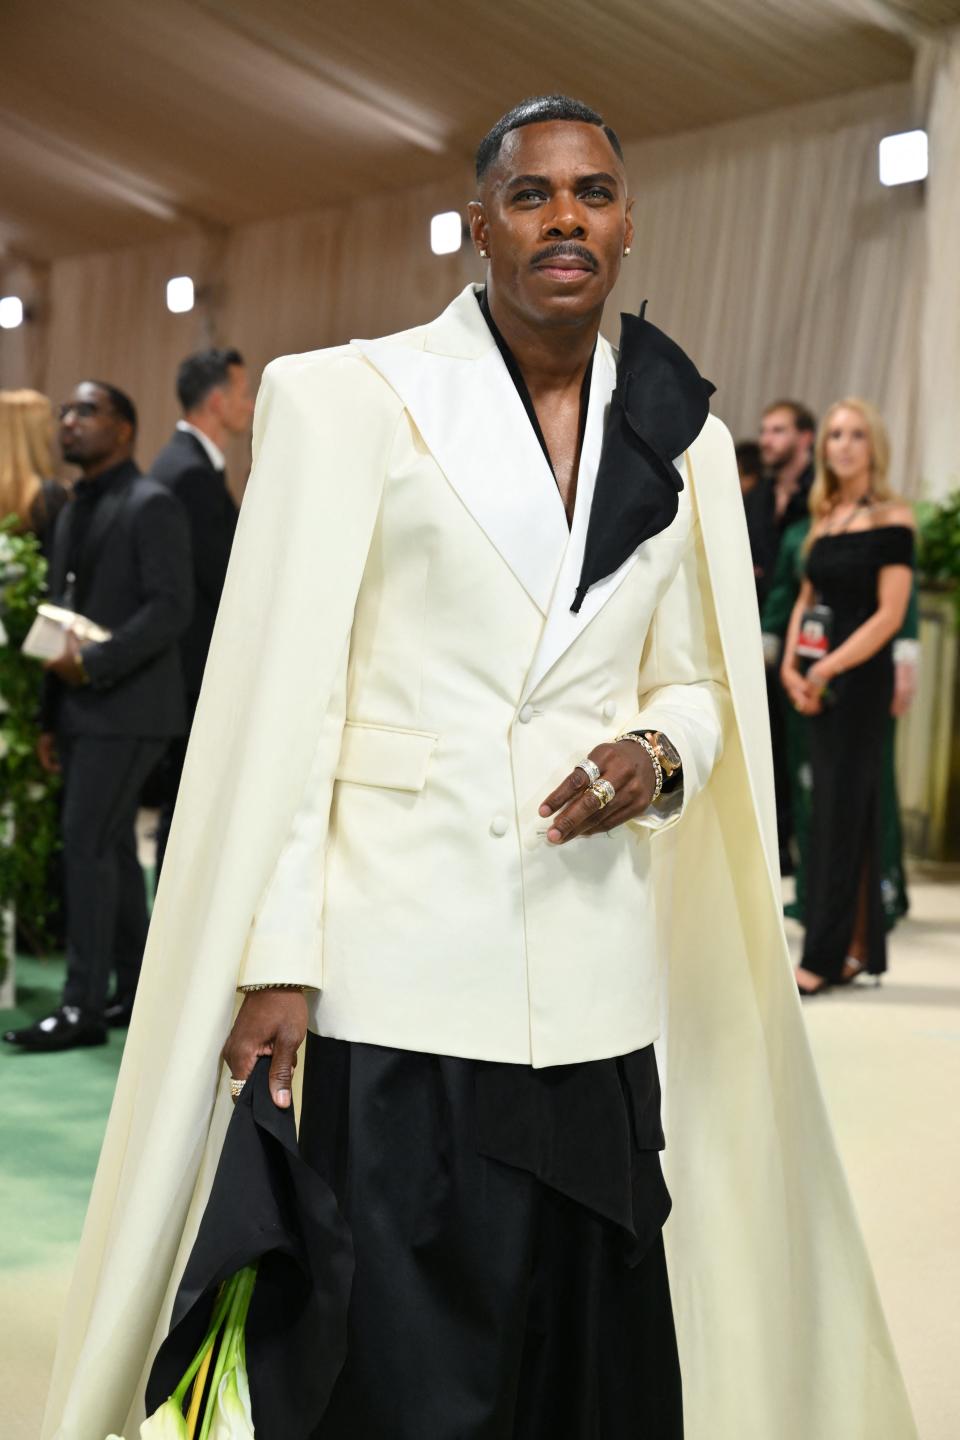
[2,874,957,1439]
[785,872,960,1440]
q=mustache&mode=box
[531,242,597,270]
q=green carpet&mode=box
[0,952,125,1272]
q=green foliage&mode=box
[915,490,960,629]
[0,518,61,963]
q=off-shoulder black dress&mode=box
[801,525,915,981]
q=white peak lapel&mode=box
[520,339,652,704]
[352,288,568,616]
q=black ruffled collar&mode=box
[571,303,715,612]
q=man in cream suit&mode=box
[225,95,714,1437]
[42,97,916,1440]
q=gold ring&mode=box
[229,1077,246,1099]
[590,779,616,808]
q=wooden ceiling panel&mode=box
[1,0,954,263]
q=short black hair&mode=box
[475,95,624,182]
[762,399,816,435]
[88,380,138,436]
[735,441,763,479]
[176,347,245,413]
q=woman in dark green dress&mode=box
[779,399,916,995]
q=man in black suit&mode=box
[3,381,192,1052]
[150,347,253,873]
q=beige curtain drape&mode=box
[4,80,939,495]
[32,177,479,488]
[918,26,960,499]
[608,82,924,492]
[0,259,50,396]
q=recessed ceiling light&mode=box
[879,130,928,187]
[430,212,463,256]
[166,276,195,313]
[0,296,24,329]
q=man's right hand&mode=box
[221,988,308,1109]
[36,732,60,774]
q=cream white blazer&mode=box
[42,288,917,1440]
[238,287,727,1066]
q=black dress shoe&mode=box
[3,1005,108,1051]
[103,996,135,1028]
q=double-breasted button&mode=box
[490,814,510,837]
[518,704,534,724]
[601,700,617,722]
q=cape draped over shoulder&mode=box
[41,288,916,1440]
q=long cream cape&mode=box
[41,327,916,1439]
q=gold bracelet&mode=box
[237,982,305,994]
[614,732,663,803]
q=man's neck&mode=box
[80,452,131,482]
[183,411,227,452]
[774,451,811,492]
[486,284,600,397]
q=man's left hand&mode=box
[44,632,89,688]
[539,741,657,844]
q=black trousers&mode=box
[59,733,166,1013]
[302,1036,683,1440]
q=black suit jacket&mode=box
[151,428,239,706]
[43,461,192,738]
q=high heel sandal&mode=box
[796,971,831,998]
[839,959,883,988]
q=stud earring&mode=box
[623,246,631,256]
[479,248,490,259]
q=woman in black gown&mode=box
[780,398,915,996]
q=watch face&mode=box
[651,733,681,772]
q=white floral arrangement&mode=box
[107,1264,257,1439]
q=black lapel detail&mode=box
[570,304,715,613]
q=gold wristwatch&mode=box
[639,731,682,780]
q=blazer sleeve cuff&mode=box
[621,682,729,835]
[79,641,114,689]
[238,930,323,992]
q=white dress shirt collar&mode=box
[177,419,226,473]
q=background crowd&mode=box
[0,353,918,1045]
[0,354,250,1049]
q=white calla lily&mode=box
[209,1362,255,1439]
[139,1397,190,1438]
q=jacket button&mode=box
[602,700,617,722]
[490,814,509,837]
[518,704,534,724]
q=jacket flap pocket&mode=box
[335,721,438,793]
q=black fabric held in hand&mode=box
[146,1057,354,1439]
[571,303,715,613]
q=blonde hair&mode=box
[0,389,55,528]
[808,397,897,530]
